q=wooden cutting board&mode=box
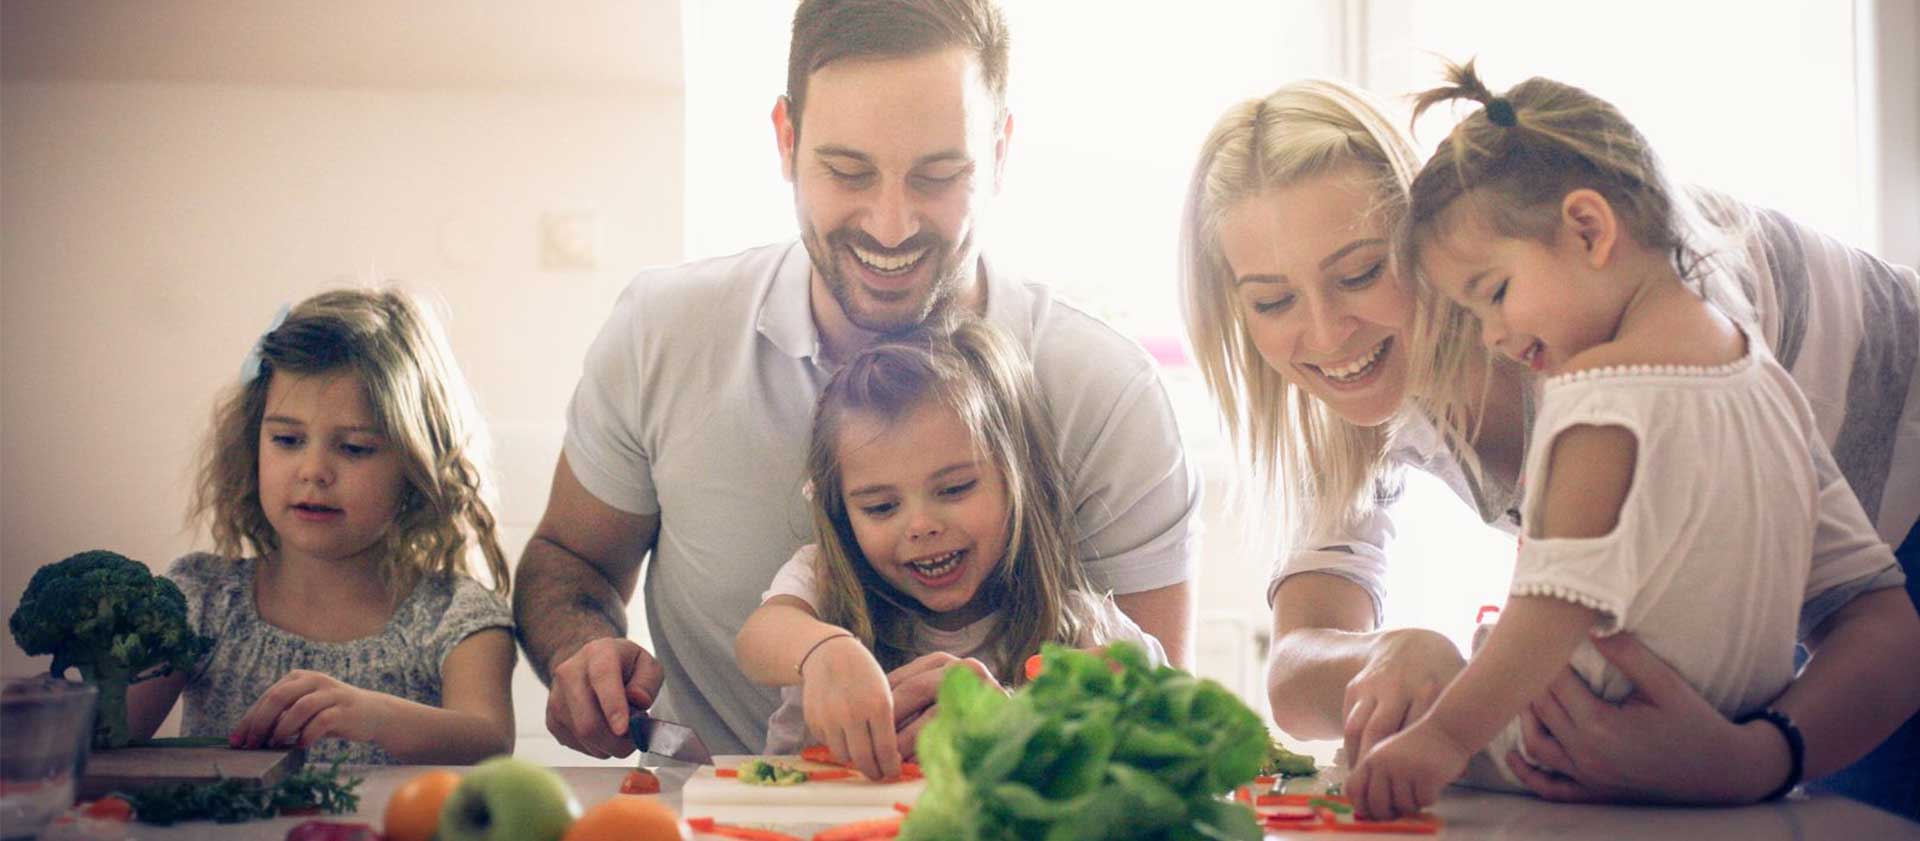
[679,754,925,825]
[78,746,305,799]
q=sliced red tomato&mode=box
[80,796,134,822]
[810,815,904,841]
[283,820,381,841]
[620,768,661,794]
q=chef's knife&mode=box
[630,712,714,766]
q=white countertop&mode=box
[67,764,1920,840]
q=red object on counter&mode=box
[283,820,382,841]
[810,815,904,841]
[686,816,805,841]
[621,768,662,794]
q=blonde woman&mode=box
[1180,78,1920,814]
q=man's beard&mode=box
[803,221,974,335]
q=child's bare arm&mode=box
[126,671,189,740]
[735,595,857,687]
[229,628,516,764]
[1423,597,1603,752]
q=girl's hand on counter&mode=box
[231,669,395,750]
[1344,628,1461,765]
[1509,632,1781,804]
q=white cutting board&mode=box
[678,754,925,825]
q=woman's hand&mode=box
[1344,628,1464,766]
[800,636,902,781]
[1507,632,1781,804]
[230,670,394,750]
[1347,720,1470,821]
[887,652,1001,761]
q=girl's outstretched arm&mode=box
[228,628,516,763]
[735,596,901,781]
[126,670,189,740]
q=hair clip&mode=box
[800,479,816,502]
[1485,97,1517,127]
[239,303,291,384]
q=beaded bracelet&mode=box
[1736,707,1804,802]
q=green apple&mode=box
[438,756,581,841]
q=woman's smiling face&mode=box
[1218,168,1415,427]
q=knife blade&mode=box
[630,712,714,766]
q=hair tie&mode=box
[239,303,291,384]
[1485,97,1517,127]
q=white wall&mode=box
[1,72,681,762]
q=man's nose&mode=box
[863,182,920,248]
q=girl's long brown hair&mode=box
[189,288,509,602]
[805,317,1093,682]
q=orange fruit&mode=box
[383,769,463,841]
[562,795,688,841]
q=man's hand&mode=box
[1509,632,1776,804]
[543,637,666,759]
[886,652,1000,759]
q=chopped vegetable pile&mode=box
[1259,737,1317,778]
[735,759,812,786]
[900,641,1268,841]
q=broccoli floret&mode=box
[9,550,214,749]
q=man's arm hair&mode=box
[512,454,659,683]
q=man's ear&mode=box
[1561,188,1618,268]
[992,110,1013,193]
[773,96,798,183]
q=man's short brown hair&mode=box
[785,0,1010,139]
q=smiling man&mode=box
[512,0,1200,759]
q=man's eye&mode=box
[912,170,967,191]
[827,167,875,184]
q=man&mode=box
[514,0,1199,761]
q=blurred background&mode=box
[4,0,1915,765]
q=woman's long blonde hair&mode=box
[1179,79,1495,551]
[190,288,509,601]
[806,318,1092,682]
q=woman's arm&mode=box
[1266,572,1465,761]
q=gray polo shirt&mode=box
[563,241,1200,754]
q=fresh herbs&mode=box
[901,642,1268,841]
[118,761,363,825]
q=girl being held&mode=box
[1346,63,1911,818]
[735,318,1167,780]
[129,289,516,765]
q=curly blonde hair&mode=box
[189,288,509,601]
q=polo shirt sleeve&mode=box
[562,282,661,516]
[1068,367,1200,596]
[1269,503,1395,627]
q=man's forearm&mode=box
[513,535,633,683]
[1782,586,1920,778]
